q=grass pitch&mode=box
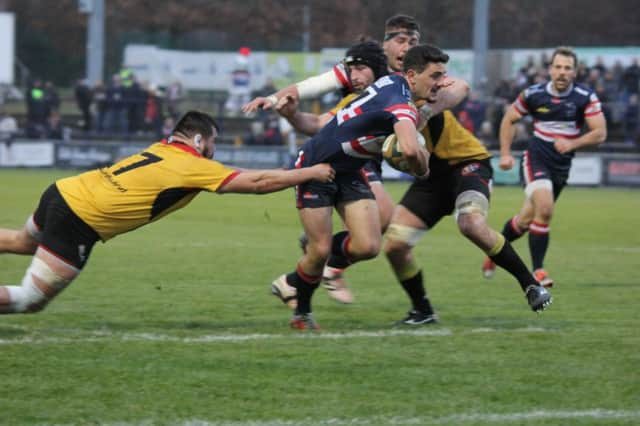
[0,168,638,425]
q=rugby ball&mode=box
[382,132,427,174]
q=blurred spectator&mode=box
[620,58,640,102]
[623,93,639,145]
[245,110,282,145]
[165,80,184,118]
[585,68,602,89]
[252,77,277,99]
[461,92,487,133]
[575,61,590,84]
[457,110,474,133]
[92,80,107,132]
[44,81,61,112]
[126,74,147,134]
[75,78,93,132]
[593,56,607,75]
[0,106,18,138]
[44,110,67,141]
[25,79,49,138]
[161,115,175,139]
[225,47,252,116]
[144,84,164,137]
[103,74,127,134]
[261,110,283,145]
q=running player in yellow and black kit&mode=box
[0,110,334,315]
[385,105,553,325]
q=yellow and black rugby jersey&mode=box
[56,141,239,241]
[420,110,491,168]
[328,93,358,116]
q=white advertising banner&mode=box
[568,156,602,185]
[0,13,15,84]
[124,44,476,91]
[0,141,55,167]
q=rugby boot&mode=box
[534,268,554,288]
[525,284,552,312]
[290,312,321,330]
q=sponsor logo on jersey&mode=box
[536,106,550,113]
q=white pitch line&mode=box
[0,326,551,346]
[49,409,640,426]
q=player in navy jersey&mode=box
[272,44,449,330]
[482,46,607,287]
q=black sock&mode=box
[502,216,526,242]
[490,241,538,291]
[528,221,550,270]
[286,271,320,315]
[399,270,433,313]
[328,231,351,269]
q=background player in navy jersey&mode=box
[0,111,334,315]
[273,44,449,330]
[482,46,607,287]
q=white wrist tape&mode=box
[266,94,278,106]
[295,70,341,99]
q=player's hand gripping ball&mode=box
[382,132,427,174]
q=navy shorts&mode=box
[521,149,569,200]
[296,169,375,209]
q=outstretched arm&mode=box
[217,164,335,194]
[276,95,333,136]
[498,104,524,170]
[242,69,342,114]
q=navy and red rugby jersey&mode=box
[295,74,417,172]
[513,81,602,163]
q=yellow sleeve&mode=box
[328,93,358,115]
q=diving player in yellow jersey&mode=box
[0,110,335,315]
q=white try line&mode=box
[50,409,640,426]
[0,326,551,346]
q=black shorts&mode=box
[32,184,100,269]
[521,149,569,200]
[362,160,383,183]
[296,169,375,209]
[399,159,493,229]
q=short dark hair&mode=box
[172,110,219,138]
[344,41,389,81]
[403,44,449,74]
[385,14,420,33]
[551,46,577,68]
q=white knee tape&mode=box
[31,257,71,290]
[26,215,43,242]
[455,190,490,219]
[6,258,71,313]
[385,224,426,247]
[525,179,553,199]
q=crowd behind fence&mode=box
[1,51,639,152]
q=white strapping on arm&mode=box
[296,69,342,99]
